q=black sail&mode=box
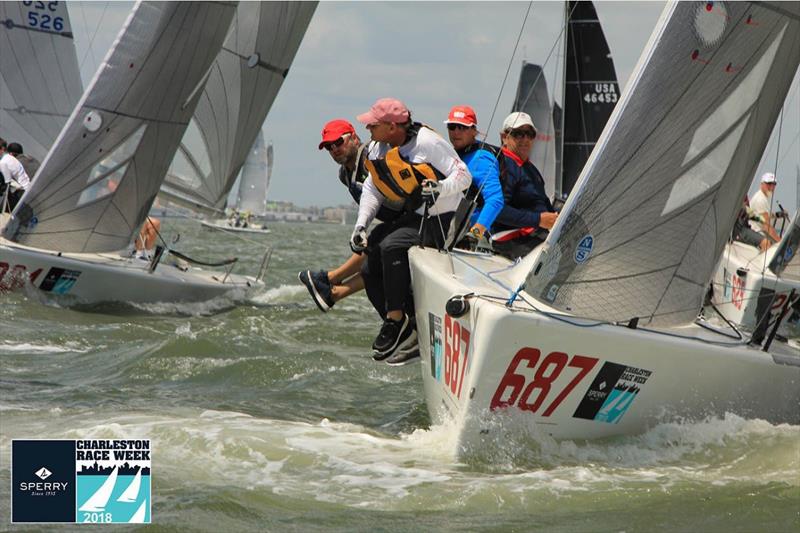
[561,0,620,196]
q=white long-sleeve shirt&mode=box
[355,126,472,230]
[0,153,31,190]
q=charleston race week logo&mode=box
[12,439,151,524]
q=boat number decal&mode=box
[574,235,593,264]
[428,313,471,399]
[572,362,652,424]
[490,348,598,416]
[39,267,82,294]
[731,273,745,310]
[22,1,66,32]
[771,291,800,313]
[0,262,43,292]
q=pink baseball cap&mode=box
[319,119,356,150]
[356,98,410,125]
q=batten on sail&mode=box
[525,1,800,327]
[161,2,317,214]
[0,1,83,164]
[3,1,238,253]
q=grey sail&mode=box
[160,1,317,213]
[767,211,799,279]
[3,1,237,252]
[0,1,83,164]
[511,62,557,199]
[525,1,800,327]
[236,131,269,216]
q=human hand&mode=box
[421,179,441,206]
[349,225,368,254]
[539,211,558,229]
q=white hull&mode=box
[409,247,800,459]
[712,241,799,330]
[201,219,271,235]
[0,238,262,305]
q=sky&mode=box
[66,1,800,215]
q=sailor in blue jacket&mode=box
[492,111,558,260]
[444,105,504,241]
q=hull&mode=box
[712,241,800,330]
[409,247,800,459]
[0,238,262,305]
[201,219,271,235]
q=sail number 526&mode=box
[490,348,598,415]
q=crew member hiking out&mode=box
[352,98,471,365]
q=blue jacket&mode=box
[493,148,554,231]
[457,143,504,230]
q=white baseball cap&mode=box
[502,111,537,135]
[761,172,777,184]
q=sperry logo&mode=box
[35,467,52,480]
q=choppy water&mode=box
[1,220,798,532]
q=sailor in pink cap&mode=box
[349,97,472,365]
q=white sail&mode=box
[525,1,800,326]
[0,1,83,163]
[79,465,118,512]
[116,467,142,503]
[160,1,316,213]
[236,131,270,216]
[3,1,238,252]
[511,62,557,199]
[128,498,147,523]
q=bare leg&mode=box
[328,253,366,285]
[331,274,365,302]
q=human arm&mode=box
[354,175,383,231]
[471,151,504,231]
[493,170,545,228]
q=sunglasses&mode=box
[508,129,536,139]
[447,123,474,131]
[324,134,349,151]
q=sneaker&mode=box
[298,270,334,312]
[385,340,420,366]
[372,314,417,360]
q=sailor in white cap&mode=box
[748,172,781,244]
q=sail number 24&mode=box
[490,348,598,415]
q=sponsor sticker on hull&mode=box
[573,362,652,424]
[39,267,81,294]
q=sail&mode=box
[553,102,563,197]
[116,467,142,503]
[79,466,117,512]
[0,1,83,164]
[560,0,620,197]
[160,1,317,213]
[236,131,269,216]
[525,1,800,327]
[3,1,237,252]
[768,211,799,278]
[511,62,557,198]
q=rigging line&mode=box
[77,0,108,78]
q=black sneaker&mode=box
[385,340,420,366]
[372,314,416,360]
[298,270,334,312]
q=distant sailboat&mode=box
[116,467,142,503]
[79,466,118,512]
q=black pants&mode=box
[0,183,24,213]
[361,212,453,319]
[492,229,548,261]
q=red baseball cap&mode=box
[319,119,356,150]
[444,105,477,127]
[356,98,410,126]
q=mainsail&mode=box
[511,62,557,199]
[160,1,316,214]
[3,1,237,252]
[235,131,271,216]
[560,0,620,197]
[525,1,800,327]
[0,1,83,164]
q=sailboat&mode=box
[0,2,266,305]
[79,466,118,512]
[160,2,316,231]
[116,467,142,503]
[201,132,273,235]
[409,1,800,458]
